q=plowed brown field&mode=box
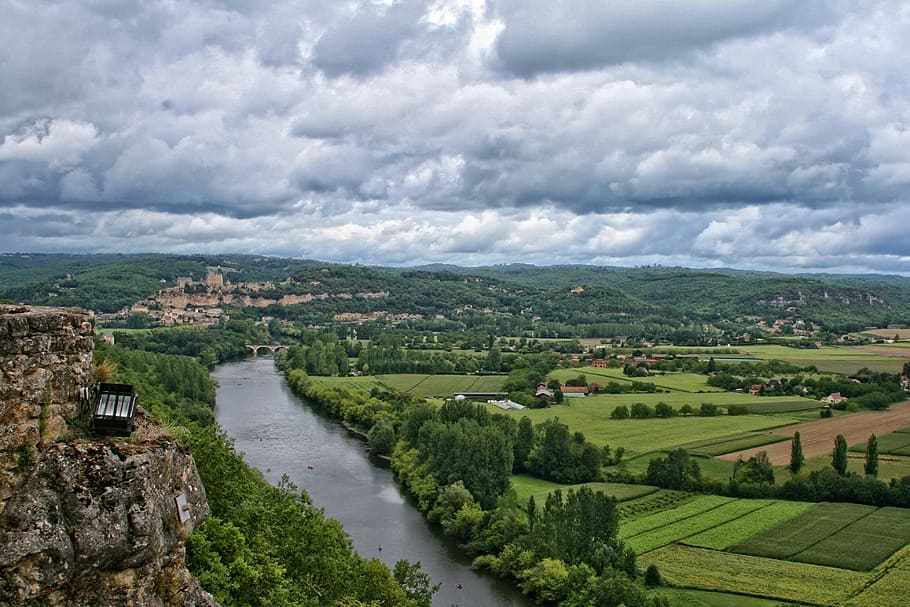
[718,400,910,465]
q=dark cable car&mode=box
[90,383,138,436]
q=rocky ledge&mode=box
[0,305,217,606]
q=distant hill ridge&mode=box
[1,254,907,332]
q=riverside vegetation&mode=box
[92,340,437,607]
[70,318,910,606]
[4,254,910,606]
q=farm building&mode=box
[561,386,589,398]
[821,392,849,405]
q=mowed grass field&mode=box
[849,427,910,455]
[789,451,910,484]
[491,397,799,455]
[743,344,910,374]
[550,367,726,393]
[510,474,658,504]
[307,375,384,390]
[375,373,506,397]
[307,373,506,398]
[677,431,791,456]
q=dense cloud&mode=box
[0,0,908,274]
[491,0,818,76]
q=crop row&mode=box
[678,431,760,451]
[640,544,867,606]
[790,507,910,571]
[619,495,733,538]
[689,433,790,457]
[617,490,692,518]
[625,499,772,555]
[682,500,814,550]
[849,430,910,455]
[848,546,910,607]
[732,502,875,560]
[741,399,825,414]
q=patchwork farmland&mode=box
[622,495,910,605]
[719,400,910,465]
[307,363,910,604]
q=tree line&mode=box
[284,375,660,606]
[95,339,433,607]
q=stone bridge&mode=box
[245,344,290,357]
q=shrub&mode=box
[644,563,662,586]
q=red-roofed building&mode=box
[822,392,848,405]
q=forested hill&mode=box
[0,253,325,313]
[1,253,908,332]
[462,265,910,329]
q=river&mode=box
[212,357,533,607]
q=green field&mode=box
[308,373,507,398]
[616,490,694,518]
[789,507,910,571]
[308,375,384,390]
[682,501,814,550]
[619,495,734,539]
[623,499,773,554]
[849,427,910,454]
[510,474,659,504]
[375,373,506,397]
[494,398,797,455]
[732,502,876,560]
[550,367,726,393]
[738,399,827,414]
[560,390,812,414]
[678,432,791,457]
[654,588,798,607]
[743,344,910,374]
[640,544,867,605]
[847,546,910,607]
[621,452,737,482]
[792,452,910,483]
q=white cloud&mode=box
[0,120,99,167]
[0,0,908,274]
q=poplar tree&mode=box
[832,434,848,475]
[789,431,805,474]
[865,433,879,477]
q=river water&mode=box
[212,357,532,607]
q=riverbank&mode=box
[212,358,533,607]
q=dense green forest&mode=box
[93,340,433,607]
[2,254,908,335]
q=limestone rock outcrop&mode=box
[0,305,217,607]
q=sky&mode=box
[1,1,909,275]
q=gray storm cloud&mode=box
[0,0,907,274]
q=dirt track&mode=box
[718,400,910,466]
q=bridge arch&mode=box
[245,344,290,357]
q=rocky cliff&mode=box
[0,305,216,607]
